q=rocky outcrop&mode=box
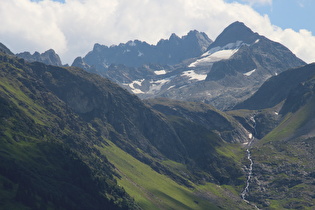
[146,98,249,143]
[16,49,63,66]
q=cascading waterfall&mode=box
[241,115,259,209]
[241,149,254,202]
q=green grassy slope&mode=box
[97,140,251,210]
[0,53,137,209]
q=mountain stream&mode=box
[241,116,259,209]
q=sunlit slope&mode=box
[98,141,251,210]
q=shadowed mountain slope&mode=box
[230,63,315,209]
[234,63,315,110]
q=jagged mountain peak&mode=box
[72,56,91,70]
[169,33,181,41]
[16,49,63,66]
[208,21,260,49]
[187,29,199,35]
[157,30,211,46]
[80,30,212,68]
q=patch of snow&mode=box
[189,49,238,67]
[154,70,167,75]
[188,41,248,68]
[147,78,171,94]
[128,79,144,94]
[248,133,253,139]
[243,69,256,76]
[274,112,279,115]
[209,49,238,60]
[138,51,144,57]
[204,40,245,56]
[182,70,207,81]
[131,88,144,94]
[254,39,260,44]
[167,85,175,90]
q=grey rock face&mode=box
[235,63,315,110]
[16,49,62,66]
[207,21,260,49]
[130,22,305,110]
[75,30,212,70]
[72,22,306,111]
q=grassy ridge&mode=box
[97,141,216,209]
[98,140,250,209]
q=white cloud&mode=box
[0,0,314,64]
[241,0,272,6]
[268,28,315,64]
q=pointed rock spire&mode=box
[209,21,260,49]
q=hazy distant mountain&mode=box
[72,30,212,70]
[16,49,63,66]
[83,21,305,110]
[157,22,305,110]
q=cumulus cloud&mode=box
[0,0,314,64]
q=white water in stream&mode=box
[241,116,259,209]
[241,148,253,201]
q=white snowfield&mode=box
[188,49,238,67]
[128,79,145,94]
[188,40,247,68]
[182,70,207,81]
[154,70,167,75]
[127,78,171,94]
[243,69,256,76]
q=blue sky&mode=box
[1,0,315,64]
[226,0,314,35]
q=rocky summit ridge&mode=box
[16,49,63,66]
[11,22,305,111]
[74,21,305,110]
[73,30,212,70]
